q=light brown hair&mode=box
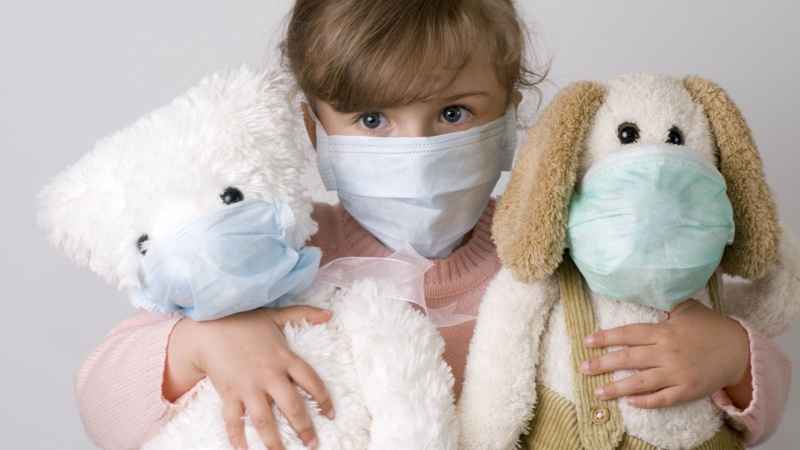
[281,0,543,112]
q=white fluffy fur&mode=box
[144,278,458,450]
[459,74,800,450]
[39,66,457,449]
[457,267,558,450]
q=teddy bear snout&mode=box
[136,234,149,255]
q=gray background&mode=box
[1,1,796,448]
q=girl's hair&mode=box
[281,0,544,112]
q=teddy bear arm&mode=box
[331,278,459,450]
[722,224,800,337]
[457,268,558,450]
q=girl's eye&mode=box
[441,105,472,125]
[358,112,385,130]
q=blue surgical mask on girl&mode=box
[566,145,735,311]
[312,107,518,258]
[130,199,321,321]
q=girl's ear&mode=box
[683,76,780,279]
[493,81,606,282]
[301,102,317,150]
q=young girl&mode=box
[75,1,792,450]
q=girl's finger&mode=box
[595,369,670,401]
[268,376,319,449]
[271,305,333,328]
[625,386,685,409]
[245,394,285,450]
[585,323,661,348]
[288,355,335,419]
[222,400,247,450]
[580,346,660,375]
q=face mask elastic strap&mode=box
[500,107,518,171]
[304,100,339,191]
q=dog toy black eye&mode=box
[136,234,149,256]
[220,187,244,205]
[666,126,685,146]
[617,122,640,145]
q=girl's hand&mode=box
[166,306,335,450]
[579,299,751,409]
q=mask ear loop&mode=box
[302,99,338,191]
[501,106,519,171]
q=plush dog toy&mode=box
[458,74,800,450]
[38,67,458,450]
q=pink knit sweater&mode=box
[75,201,790,450]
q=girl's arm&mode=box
[75,312,184,450]
[75,307,335,450]
[712,319,791,447]
[714,226,799,445]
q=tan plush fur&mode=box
[683,76,781,279]
[493,81,607,282]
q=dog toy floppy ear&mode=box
[493,81,606,282]
[683,77,781,280]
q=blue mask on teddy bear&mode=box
[130,199,321,321]
[566,144,735,311]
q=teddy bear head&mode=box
[38,66,318,299]
[494,74,780,284]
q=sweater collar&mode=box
[337,199,501,305]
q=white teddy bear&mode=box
[38,66,458,450]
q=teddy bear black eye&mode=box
[136,234,149,256]
[220,187,244,205]
[617,122,640,145]
[666,126,685,146]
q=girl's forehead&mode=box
[309,45,509,115]
[312,60,507,115]
[436,52,506,101]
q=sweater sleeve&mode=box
[711,318,792,447]
[74,311,184,450]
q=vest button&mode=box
[591,406,610,424]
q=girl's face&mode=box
[303,47,512,144]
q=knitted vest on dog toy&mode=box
[521,257,744,450]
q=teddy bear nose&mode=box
[136,234,149,255]
[220,187,244,205]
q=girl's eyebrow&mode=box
[439,91,490,102]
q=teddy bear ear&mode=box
[683,76,780,280]
[36,144,134,286]
[493,81,606,282]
